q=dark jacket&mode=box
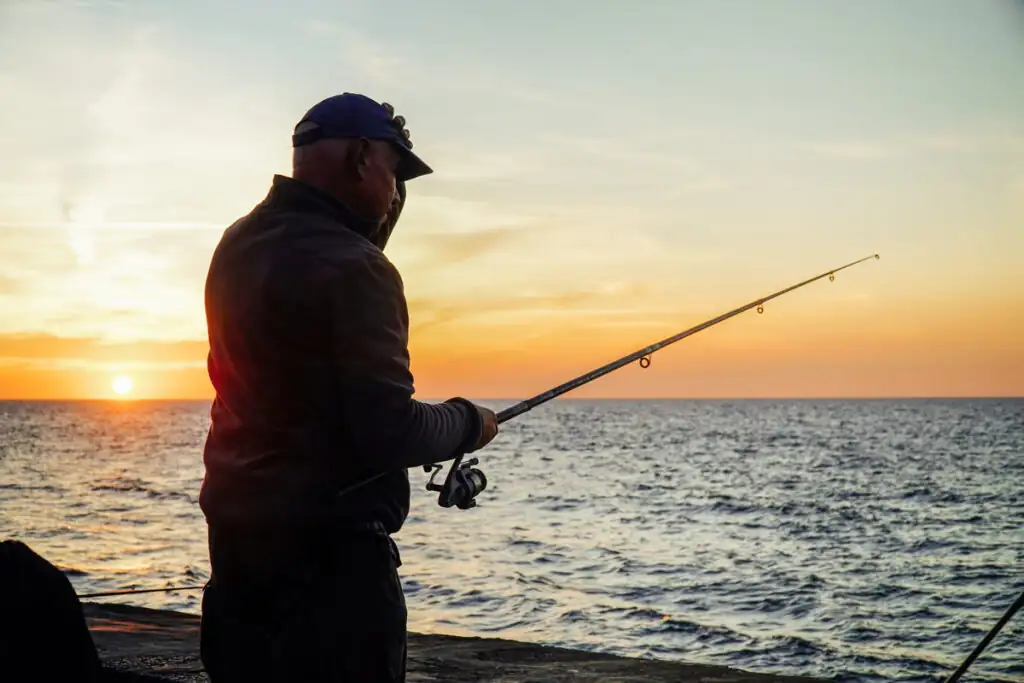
[199,174,482,534]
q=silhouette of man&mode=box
[199,93,499,682]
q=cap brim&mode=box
[395,148,433,182]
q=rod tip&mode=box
[874,253,880,259]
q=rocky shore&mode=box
[85,601,829,682]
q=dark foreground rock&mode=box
[84,601,828,683]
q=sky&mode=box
[0,0,1022,399]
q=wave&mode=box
[91,477,196,504]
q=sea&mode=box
[1,398,1021,682]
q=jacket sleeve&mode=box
[325,248,483,471]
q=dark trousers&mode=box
[200,522,407,683]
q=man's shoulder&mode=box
[302,225,397,282]
[266,217,404,298]
[236,204,390,270]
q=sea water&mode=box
[1,398,1021,682]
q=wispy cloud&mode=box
[543,134,700,171]
[537,133,731,196]
[396,194,541,235]
[0,221,221,231]
[431,147,548,184]
[910,131,1024,154]
[402,226,527,267]
[1011,175,1024,212]
[803,129,1024,161]
[293,17,595,113]
[0,224,217,341]
[0,275,21,296]
[0,333,206,362]
[297,19,408,88]
[1,1,130,8]
[805,141,900,161]
[0,10,293,228]
[408,281,657,333]
[0,357,205,373]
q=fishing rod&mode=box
[421,252,881,510]
[943,588,1024,683]
[79,585,201,599]
[495,252,880,423]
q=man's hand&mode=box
[474,405,499,451]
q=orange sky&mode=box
[1,1,1022,400]
[1,285,1020,400]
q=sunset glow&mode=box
[0,1,1021,400]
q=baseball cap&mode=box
[291,93,433,181]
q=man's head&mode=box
[290,93,431,224]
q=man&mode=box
[198,92,499,682]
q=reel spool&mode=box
[425,456,487,509]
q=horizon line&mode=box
[1,395,1021,403]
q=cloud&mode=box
[430,147,548,184]
[805,141,900,161]
[0,220,221,231]
[396,194,541,235]
[297,19,407,88]
[427,70,589,113]
[407,281,658,333]
[543,134,698,170]
[803,130,1024,161]
[292,17,597,114]
[0,223,219,341]
[1011,175,1024,212]
[0,357,205,373]
[910,131,1024,154]
[298,18,464,94]
[0,283,665,365]
[0,275,21,296]
[0,10,293,229]
[400,226,527,268]
[409,291,592,330]
[2,1,129,7]
[0,333,207,363]
[533,133,731,197]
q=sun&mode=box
[112,375,134,397]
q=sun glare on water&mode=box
[112,375,134,397]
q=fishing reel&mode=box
[424,455,487,509]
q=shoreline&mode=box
[85,601,830,682]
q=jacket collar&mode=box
[263,174,381,242]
